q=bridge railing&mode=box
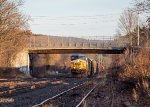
[29,36,128,49]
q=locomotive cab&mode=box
[70,54,98,77]
[70,54,87,74]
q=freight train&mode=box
[70,54,98,77]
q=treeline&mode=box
[116,0,150,46]
[0,0,31,67]
[110,0,150,106]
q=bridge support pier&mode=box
[27,54,30,74]
[28,53,33,76]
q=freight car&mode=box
[70,54,98,77]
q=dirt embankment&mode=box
[0,68,30,79]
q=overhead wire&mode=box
[30,14,119,26]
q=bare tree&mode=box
[0,0,29,67]
[118,9,138,45]
[133,0,150,46]
[134,0,150,13]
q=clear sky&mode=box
[22,0,133,37]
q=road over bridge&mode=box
[28,35,127,54]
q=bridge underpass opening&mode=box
[28,48,126,77]
[27,35,128,77]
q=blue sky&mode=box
[22,0,133,37]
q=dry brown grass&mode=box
[108,46,150,106]
[0,81,32,88]
[31,85,36,90]
[0,98,14,103]
[0,80,49,89]
[121,48,150,80]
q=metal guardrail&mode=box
[29,36,128,49]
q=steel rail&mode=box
[111,81,114,107]
[76,83,99,107]
[32,82,87,107]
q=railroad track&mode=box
[33,78,101,107]
[0,77,88,97]
[73,78,117,107]
[111,81,115,107]
[0,77,57,91]
[0,77,90,107]
[0,77,70,97]
[76,83,99,107]
[0,81,50,96]
[0,78,52,83]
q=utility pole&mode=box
[131,9,141,46]
[48,36,49,47]
[100,54,102,64]
[137,12,140,46]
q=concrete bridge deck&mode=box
[28,47,126,54]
